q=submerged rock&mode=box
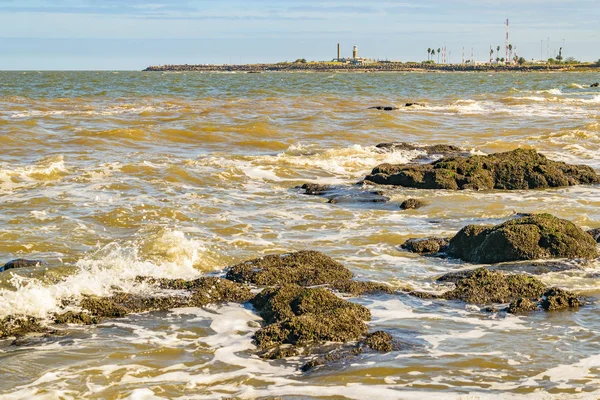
[368,106,398,111]
[447,214,598,264]
[401,237,449,254]
[365,148,600,190]
[587,227,600,243]
[440,268,547,304]
[400,198,426,210]
[226,251,353,287]
[298,183,332,195]
[1,259,44,272]
[251,285,370,352]
[591,82,599,88]
[298,183,389,204]
[54,311,100,325]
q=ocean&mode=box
[1,70,600,399]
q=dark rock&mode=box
[0,316,48,338]
[365,148,600,190]
[507,297,538,313]
[447,214,598,264]
[301,345,363,372]
[405,102,425,107]
[262,346,300,360]
[54,311,100,325]
[587,228,600,243]
[400,198,426,210]
[375,142,464,156]
[1,259,44,272]
[401,237,449,254]
[328,194,389,204]
[364,331,394,352]
[591,82,599,87]
[436,269,478,284]
[441,268,547,304]
[541,287,581,311]
[251,285,370,352]
[226,251,353,287]
[298,183,332,195]
[368,106,398,111]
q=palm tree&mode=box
[427,48,431,61]
[496,46,500,62]
[508,44,513,63]
[431,49,435,62]
[490,48,494,63]
[437,48,441,63]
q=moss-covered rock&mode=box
[364,331,394,352]
[251,285,370,351]
[400,198,426,210]
[54,311,100,325]
[441,268,547,304]
[0,316,48,338]
[541,288,581,311]
[402,237,449,254]
[507,297,538,313]
[226,251,353,286]
[447,214,598,263]
[365,148,600,190]
[81,277,253,318]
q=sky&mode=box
[0,0,599,70]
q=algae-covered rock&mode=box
[441,268,547,304]
[447,214,598,263]
[364,331,394,352]
[365,148,599,190]
[81,277,253,318]
[402,237,449,254]
[541,287,581,311]
[298,183,332,195]
[0,316,47,338]
[375,142,463,156]
[507,297,538,313]
[251,285,370,351]
[54,311,100,325]
[226,251,353,286]
[400,198,426,210]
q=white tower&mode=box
[353,45,358,59]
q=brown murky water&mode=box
[1,71,600,399]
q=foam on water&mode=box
[0,156,68,192]
[0,229,211,319]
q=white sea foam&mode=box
[0,229,211,319]
[0,156,68,192]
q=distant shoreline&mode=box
[143,62,600,73]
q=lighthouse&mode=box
[353,45,358,59]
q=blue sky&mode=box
[1,0,598,70]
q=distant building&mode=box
[332,43,374,65]
[353,45,358,59]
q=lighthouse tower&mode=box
[352,45,358,59]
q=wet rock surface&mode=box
[541,287,581,311]
[591,82,599,87]
[1,259,44,272]
[400,198,426,210]
[54,312,100,325]
[447,214,598,263]
[251,285,371,353]
[507,297,538,313]
[365,148,600,190]
[368,106,398,111]
[587,227,600,242]
[402,237,449,254]
[364,331,395,352]
[297,183,389,204]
